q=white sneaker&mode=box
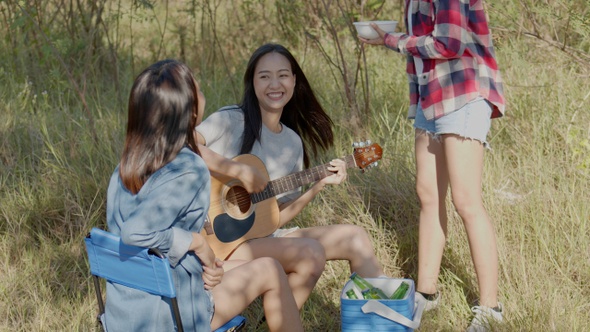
[466,303,503,332]
[415,291,440,312]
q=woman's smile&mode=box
[253,52,296,114]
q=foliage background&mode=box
[1,0,589,331]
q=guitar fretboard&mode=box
[250,155,356,204]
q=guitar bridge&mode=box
[203,217,214,235]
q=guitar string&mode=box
[207,160,337,209]
[207,157,346,209]
[205,150,380,210]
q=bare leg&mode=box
[285,225,384,277]
[228,237,326,309]
[210,257,303,332]
[442,134,498,307]
[415,129,449,295]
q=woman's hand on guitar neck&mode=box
[278,159,348,226]
[320,159,348,186]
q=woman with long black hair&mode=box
[197,44,386,309]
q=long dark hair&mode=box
[120,59,201,194]
[239,43,333,168]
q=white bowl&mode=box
[353,20,398,40]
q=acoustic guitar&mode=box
[201,142,383,259]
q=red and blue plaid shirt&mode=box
[384,0,505,120]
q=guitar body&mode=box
[201,142,382,259]
[202,154,280,259]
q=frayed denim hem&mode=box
[414,128,492,151]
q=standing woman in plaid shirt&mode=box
[360,1,505,330]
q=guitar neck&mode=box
[250,154,356,204]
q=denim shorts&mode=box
[413,97,493,147]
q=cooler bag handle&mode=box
[361,296,426,330]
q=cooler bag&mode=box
[340,278,425,331]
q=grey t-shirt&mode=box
[196,105,304,203]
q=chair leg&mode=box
[171,298,184,332]
[92,276,105,317]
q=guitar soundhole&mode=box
[225,186,252,216]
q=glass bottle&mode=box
[349,272,389,299]
[390,281,410,299]
[345,288,358,299]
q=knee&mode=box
[343,225,373,255]
[416,182,440,209]
[451,194,484,221]
[294,240,326,280]
[256,257,289,285]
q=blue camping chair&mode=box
[85,227,246,332]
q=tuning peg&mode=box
[359,141,366,147]
[352,141,359,147]
[366,139,372,145]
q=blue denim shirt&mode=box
[105,147,213,331]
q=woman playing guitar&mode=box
[195,43,388,310]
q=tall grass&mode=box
[1,0,589,331]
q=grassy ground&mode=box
[1,1,589,331]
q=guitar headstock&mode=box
[352,140,382,171]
